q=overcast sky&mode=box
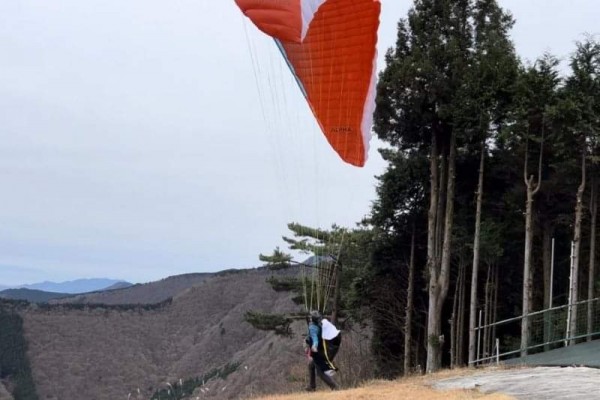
[1,1,598,286]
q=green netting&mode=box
[474,298,600,366]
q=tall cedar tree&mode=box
[514,56,560,353]
[465,0,518,365]
[374,0,517,372]
[561,39,600,340]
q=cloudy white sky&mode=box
[0,1,598,286]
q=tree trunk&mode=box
[450,276,458,368]
[484,263,492,359]
[426,294,443,373]
[450,260,465,368]
[415,328,422,374]
[436,152,448,265]
[521,187,535,355]
[404,224,416,375]
[569,152,586,344]
[426,130,441,373]
[521,135,543,356]
[469,142,485,365]
[492,264,499,356]
[588,173,597,341]
[542,222,553,351]
[542,223,553,309]
[457,260,466,366]
[427,130,457,373]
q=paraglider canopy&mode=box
[235,0,381,167]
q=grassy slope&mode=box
[255,369,514,400]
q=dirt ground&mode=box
[254,369,514,400]
[255,365,600,400]
[257,382,511,400]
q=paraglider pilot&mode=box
[304,310,340,391]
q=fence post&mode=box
[496,338,500,365]
[476,310,482,365]
[550,238,555,309]
[566,241,575,346]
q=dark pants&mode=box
[307,334,342,390]
[307,359,338,390]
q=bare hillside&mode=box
[51,273,212,305]
[21,267,368,399]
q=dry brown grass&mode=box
[254,368,515,400]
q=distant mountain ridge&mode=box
[51,273,212,305]
[16,278,131,294]
[3,274,214,305]
[102,281,134,291]
[0,288,71,303]
[0,278,134,303]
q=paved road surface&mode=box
[433,366,600,400]
[504,339,600,368]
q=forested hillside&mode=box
[267,0,599,378]
[316,0,598,376]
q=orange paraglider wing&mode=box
[235,0,380,167]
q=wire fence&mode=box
[471,297,600,365]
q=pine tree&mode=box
[258,247,292,270]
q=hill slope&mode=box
[20,267,368,400]
[50,273,212,305]
[0,288,70,303]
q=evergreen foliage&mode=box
[243,311,291,335]
[266,276,303,293]
[35,298,173,312]
[0,305,39,400]
[366,0,599,375]
[259,247,293,270]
